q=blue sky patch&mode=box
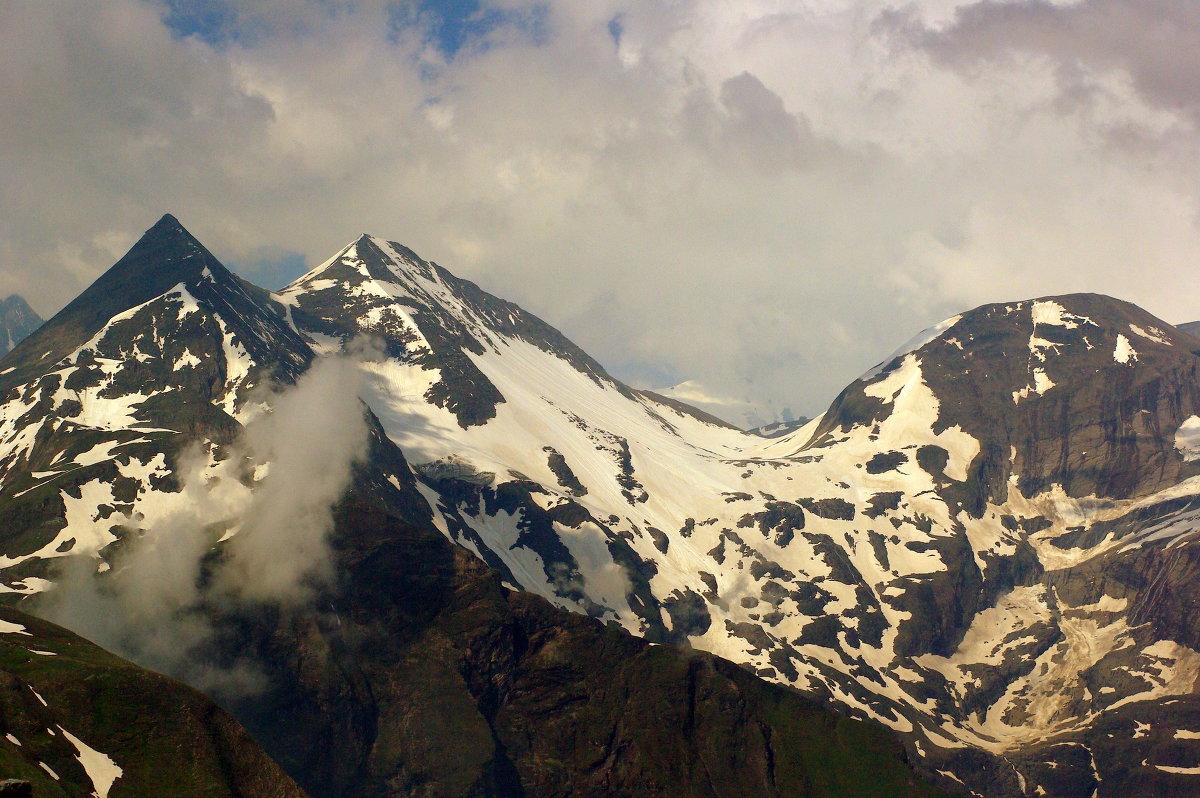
[162,0,238,46]
[395,0,551,58]
[607,14,623,47]
[230,248,310,291]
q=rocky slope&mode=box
[0,297,41,359]
[0,606,305,797]
[0,217,950,797]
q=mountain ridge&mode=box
[0,216,954,798]
[2,215,1200,796]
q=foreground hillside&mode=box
[0,607,305,797]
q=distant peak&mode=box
[0,294,34,312]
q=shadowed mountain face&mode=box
[2,216,1200,796]
[0,217,951,797]
[0,296,41,359]
[222,490,948,798]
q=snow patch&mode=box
[1114,334,1138,364]
[1175,417,1200,461]
[1156,765,1200,774]
[0,619,30,636]
[59,726,123,798]
[1031,301,1087,328]
[1129,324,1171,345]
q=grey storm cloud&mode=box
[2,0,1199,422]
[890,0,1200,120]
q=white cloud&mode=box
[37,347,371,695]
[2,0,1199,420]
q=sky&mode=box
[3,0,1199,421]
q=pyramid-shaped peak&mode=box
[0,294,36,314]
[127,212,205,257]
[152,212,184,229]
[0,215,252,384]
[60,216,212,311]
[284,233,437,295]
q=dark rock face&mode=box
[0,608,306,798]
[227,495,949,798]
[0,296,41,359]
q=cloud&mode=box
[3,0,1200,422]
[217,348,372,602]
[892,0,1200,121]
[36,348,371,696]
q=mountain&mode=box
[0,606,305,797]
[1178,320,1200,339]
[5,216,1200,797]
[0,297,41,359]
[749,418,812,438]
[0,214,315,600]
[272,237,1200,798]
[0,218,950,797]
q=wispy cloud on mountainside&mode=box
[2,0,1199,416]
[39,348,371,695]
